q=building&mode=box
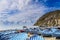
[34,10,60,27]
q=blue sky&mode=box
[45,0,60,7]
[0,0,60,30]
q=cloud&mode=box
[0,0,60,30]
[0,0,47,26]
[6,4,47,26]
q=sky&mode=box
[0,0,60,30]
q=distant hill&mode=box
[34,10,60,27]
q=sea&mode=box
[0,31,44,40]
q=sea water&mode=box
[0,32,44,40]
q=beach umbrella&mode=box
[53,29,60,37]
[51,28,58,32]
[41,28,53,36]
[29,34,44,40]
[41,28,58,36]
[9,33,28,40]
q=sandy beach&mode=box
[44,37,60,40]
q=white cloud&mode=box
[0,0,52,30]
